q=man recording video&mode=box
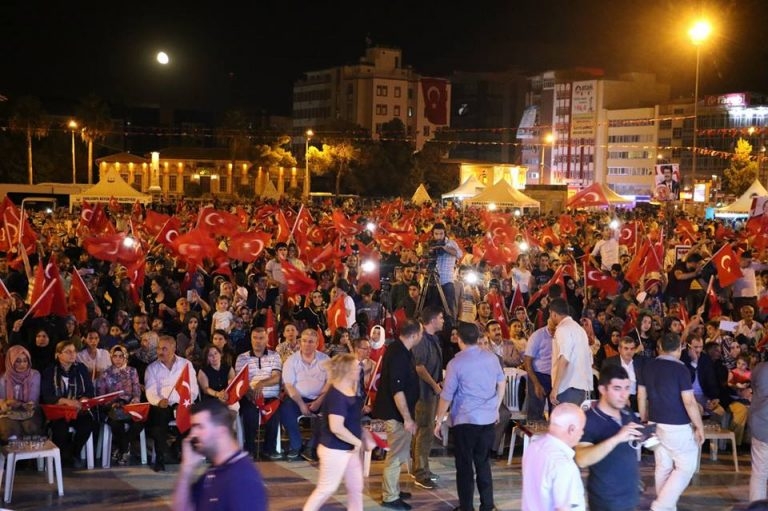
[425,222,462,318]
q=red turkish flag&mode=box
[708,286,723,320]
[265,308,277,350]
[508,284,525,315]
[392,307,408,335]
[585,264,621,296]
[78,200,95,230]
[558,215,577,236]
[274,209,291,244]
[173,364,193,434]
[131,200,142,220]
[255,392,281,423]
[332,210,363,237]
[108,196,121,214]
[144,210,171,236]
[41,404,79,422]
[482,235,520,266]
[618,221,638,249]
[421,78,448,125]
[69,268,94,324]
[487,292,509,338]
[540,227,561,247]
[225,365,249,406]
[84,233,143,266]
[196,207,242,237]
[124,402,150,423]
[125,257,146,305]
[281,261,317,297]
[306,244,336,273]
[155,217,182,248]
[228,231,271,263]
[316,327,326,352]
[88,203,116,235]
[327,297,348,332]
[26,255,68,319]
[710,243,743,288]
[171,228,218,267]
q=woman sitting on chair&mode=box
[0,345,43,442]
[97,345,142,465]
[41,340,97,468]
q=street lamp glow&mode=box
[365,221,376,232]
[689,20,712,46]
[68,120,78,184]
[544,133,555,144]
[122,236,136,248]
[361,260,376,273]
[303,129,314,199]
[156,51,170,65]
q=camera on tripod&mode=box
[426,239,446,268]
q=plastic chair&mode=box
[499,368,527,457]
[68,427,94,470]
[98,422,148,468]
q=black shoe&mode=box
[381,499,412,510]
[399,491,412,500]
[152,461,166,472]
[301,448,318,462]
[72,458,86,469]
[414,477,437,489]
[268,451,284,461]
[286,448,300,460]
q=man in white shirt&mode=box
[589,226,619,273]
[522,402,587,511]
[145,335,199,472]
[278,329,330,461]
[549,298,594,407]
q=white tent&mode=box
[463,179,540,209]
[411,184,432,205]
[70,167,152,207]
[260,179,280,200]
[441,175,486,200]
[716,179,768,216]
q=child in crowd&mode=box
[728,354,752,404]
[211,295,234,334]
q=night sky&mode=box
[2,0,767,116]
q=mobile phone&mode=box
[187,290,195,302]
[638,423,657,441]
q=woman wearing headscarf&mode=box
[9,322,57,373]
[0,345,42,441]
[97,344,142,465]
[41,340,96,467]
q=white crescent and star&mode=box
[721,254,732,272]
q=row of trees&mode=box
[5,94,112,185]
[0,96,457,199]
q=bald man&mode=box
[522,403,587,511]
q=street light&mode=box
[68,120,78,184]
[303,129,314,199]
[689,19,712,186]
[540,132,555,182]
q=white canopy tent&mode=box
[69,167,152,209]
[463,179,540,209]
[715,179,768,217]
[441,175,486,200]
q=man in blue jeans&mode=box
[278,329,330,461]
[434,322,505,511]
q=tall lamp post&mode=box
[689,19,712,186]
[68,120,78,184]
[303,129,313,199]
[540,132,555,183]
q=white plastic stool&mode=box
[3,440,64,503]
[99,422,148,468]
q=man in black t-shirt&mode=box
[637,332,705,511]
[372,320,422,510]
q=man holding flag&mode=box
[145,335,199,472]
[234,326,282,460]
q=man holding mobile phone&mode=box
[575,365,644,511]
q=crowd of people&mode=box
[1,193,768,509]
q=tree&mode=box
[309,142,361,197]
[723,138,758,196]
[77,94,112,184]
[9,96,49,185]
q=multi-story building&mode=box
[443,70,528,164]
[519,70,671,193]
[659,92,768,190]
[292,46,450,151]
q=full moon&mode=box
[156,51,169,65]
